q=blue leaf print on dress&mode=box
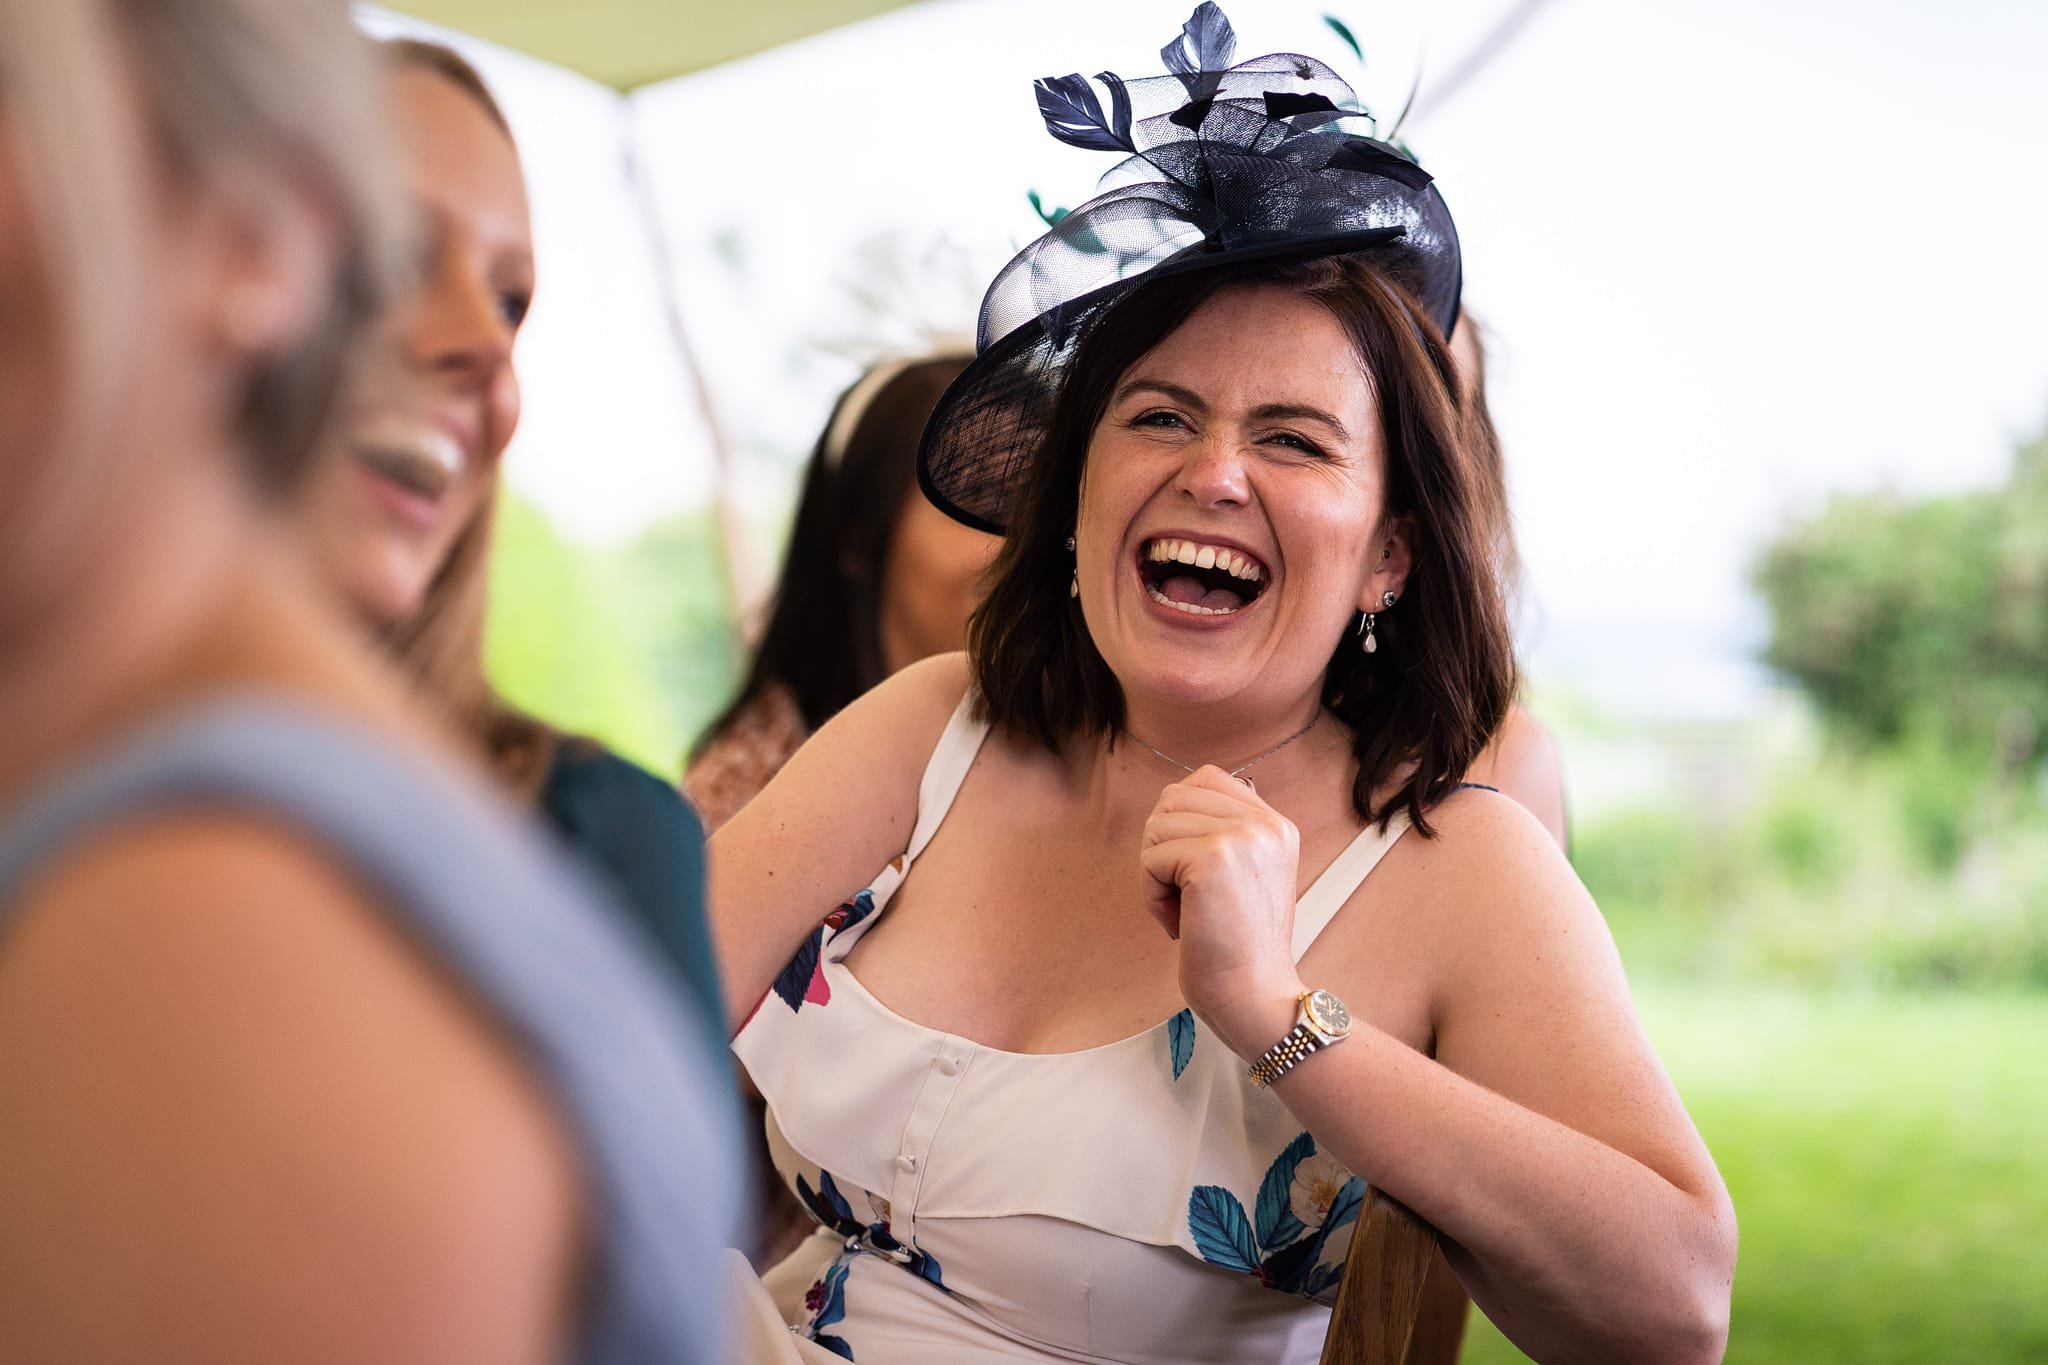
[828,888,877,936]
[1190,1134,1370,1302]
[795,1170,862,1239]
[795,1168,950,1294]
[802,1259,855,1360]
[772,890,877,1013]
[1258,1234,1322,1291]
[1277,1165,1367,1297]
[1303,1259,1346,1300]
[862,1210,949,1291]
[1168,1009,1196,1080]
[1254,1131,1315,1251]
[1188,1185,1261,1273]
[1324,1175,1366,1235]
[772,928,825,1012]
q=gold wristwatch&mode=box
[1248,989,1353,1088]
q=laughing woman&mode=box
[0,3,734,1359]
[292,38,723,1035]
[713,8,1733,1362]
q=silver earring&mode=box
[1381,590,1397,608]
[1066,536,1079,599]
[1359,612,1378,654]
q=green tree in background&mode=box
[483,493,738,775]
[1755,418,2048,758]
[606,507,742,761]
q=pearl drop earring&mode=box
[1361,592,1398,654]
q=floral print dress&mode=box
[730,696,1414,1363]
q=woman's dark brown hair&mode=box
[969,253,1516,835]
[695,355,973,752]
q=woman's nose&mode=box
[1176,436,1250,507]
[402,248,512,389]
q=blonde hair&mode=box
[0,0,403,515]
[375,38,558,798]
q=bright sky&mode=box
[363,0,2048,719]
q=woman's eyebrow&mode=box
[1250,402,1352,441]
[1111,382,1352,442]
[1112,377,1207,411]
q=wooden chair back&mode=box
[1317,1187,1469,1365]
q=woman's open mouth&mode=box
[1138,536,1269,616]
[351,425,462,506]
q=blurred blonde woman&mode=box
[294,38,723,1033]
[0,4,734,1361]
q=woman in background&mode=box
[687,352,998,830]
[293,38,723,1034]
[0,4,734,1359]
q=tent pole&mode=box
[616,105,762,645]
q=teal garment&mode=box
[539,741,727,1039]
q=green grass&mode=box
[1461,984,2048,1363]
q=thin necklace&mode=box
[1130,712,1323,780]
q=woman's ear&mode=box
[1360,513,1416,613]
[192,169,339,363]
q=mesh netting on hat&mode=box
[919,4,1461,533]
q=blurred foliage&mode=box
[1575,727,2048,991]
[483,493,738,776]
[1754,419,2048,758]
[604,508,743,762]
[1465,987,2048,1364]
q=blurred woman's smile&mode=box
[348,415,467,529]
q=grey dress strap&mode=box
[0,697,739,1365]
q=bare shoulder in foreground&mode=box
[0,816,579,1365]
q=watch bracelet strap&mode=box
[1249,1022,1327,1087]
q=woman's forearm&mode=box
[1218,994,1733,1363]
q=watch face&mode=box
[1305,989,1352,1036]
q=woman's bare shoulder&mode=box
[705,653,975,1024]
[1356,784,1600,985]
[0,814,577,1362]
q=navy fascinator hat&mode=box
[918,3,1462,534]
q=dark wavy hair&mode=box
[696,355,972,751]
[968,253,1515,835]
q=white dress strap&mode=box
[904,691,991,864]
[1289,812,1412,961]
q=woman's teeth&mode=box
[353,427,462,501]
[1146,582,1238,615]
[1139,536,1269,615]
[1145,537,1265,582]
